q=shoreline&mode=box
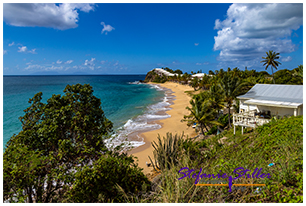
[128,82,197,175]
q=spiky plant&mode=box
[148,133,184,171]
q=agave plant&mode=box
[148,133,184,171]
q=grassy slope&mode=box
[143,116,302,203]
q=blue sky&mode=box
[3,3,303,75]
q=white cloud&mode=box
[281,56,292,62]
[4,50,7,55]
[101,22,115,35]
[25,64,63,71]
[18,46,36,54]
[64,60,73,64]
[194,43,199,46]
[84,58,96,70]
[196,62,209,66]
[18,46,28,52]
[3,3,95,30]
[8,42,14,46]
[213,3,302,67]
[56,60,62,64]
[28,48,36,54]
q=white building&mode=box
[152,68,177,77]
[191,73,212,79]
[233,84,303,134]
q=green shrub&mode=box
[65,151,150,203]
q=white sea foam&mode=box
[142,114,171,120]
[105,83,174,151]
[104,120,161,150]
[149,84,164,91]
[123,119,162,131]
[128,81,142,84]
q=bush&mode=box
[65,151,151,203]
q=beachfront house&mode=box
[233,84,303,134]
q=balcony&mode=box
[233,110,270,134]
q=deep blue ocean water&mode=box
[3,75,172,150]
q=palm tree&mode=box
[191,77,199,91]
[294,65,303,78]
[206,85,225,132]
[183,97,221,135]
[207,84,224,116]
[219,73,245,128]
[198,75,211,90]
[260,50,281,84]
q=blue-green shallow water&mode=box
[3,75,171,150]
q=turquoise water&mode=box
[3,75,171,150]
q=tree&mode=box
[4,84,114,202]
[208,70,215,75]
[260,50,281,84]
[206,84,224,115]
[198,75,212,90]
[174,69,183,74]
[219,74,245,128]
[183,96,221,135]
[65,151,150,203]
[190,77,199,91]
[294,65,303,78]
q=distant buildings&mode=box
[152,68,177,77]
[191,73,212,79]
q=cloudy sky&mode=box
[3,3,303,75]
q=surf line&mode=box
[178,167,271,192]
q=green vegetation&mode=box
[65,151,150,203]
[149,133,184,171]
[4,50,303,202]
[183,96,221,135]
[219,73,246,128]
[121,116,303,203]
[144,70,168,83]
[260,50,281,84]
[3,84,149,203]
[139,51,302,202]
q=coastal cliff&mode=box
[143,70,167,83]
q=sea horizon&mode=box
[3,75,172,151]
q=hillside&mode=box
[140,115,303,203]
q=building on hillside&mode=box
[191,73,212,79]
[233,84,303,134]
[152,68,177,77]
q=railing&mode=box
[233,112,270,128]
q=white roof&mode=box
[191,73,211,78]
[192,73,205,77]
[238,84,303,108]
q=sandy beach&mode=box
[129,82,197,175]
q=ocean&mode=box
[3,75,174,151]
